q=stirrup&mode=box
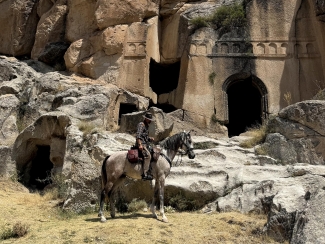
[142,173,153,181]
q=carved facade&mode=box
[0,0,324,135]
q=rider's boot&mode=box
[142,154,153,181]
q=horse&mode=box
[98,131,195,223]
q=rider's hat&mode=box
[143,112,154,121]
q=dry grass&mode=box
[283,91,292,106]
[240,123,268,148]
[0,178,285,244]
[78,121,104,138]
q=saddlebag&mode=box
[127,149,139,163]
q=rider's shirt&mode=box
[136,121,150,145]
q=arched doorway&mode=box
[222,73,268,137]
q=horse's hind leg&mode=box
[109,176,126,219]
[98,188,106,221]
[98,182,113,222]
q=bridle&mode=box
[178,133,194,156]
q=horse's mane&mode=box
[159,132,186,151]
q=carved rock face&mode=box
[95,0,158,29]
[0,0,39,56]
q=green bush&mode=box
[127,198,148,213]
[211,3,247,30]
[209,72,216,85]
[190,3,247,32]
[0,222,29,240]
[168,193,197,211]
[190,16,210,28]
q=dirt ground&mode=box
[0,178,285,244]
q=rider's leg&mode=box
[142,147,153,180]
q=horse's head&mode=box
[180,131,195,159]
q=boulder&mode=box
[315,0,325,21]
[37,0,54,17]
[94,0,158,29]
[0,146,15,177]
[31,0,68,60]
[38,42,70,67]
[256,133,323,165]
[0,0,38,56]
[120,107,174,141]
[65,0,98,42]
[278,101,325,136]
[291,186,325,244]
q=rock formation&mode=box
[0,0,325,243]
[1,0,325,134]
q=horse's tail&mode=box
[101,155,110,188]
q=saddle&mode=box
[127,146,161,163]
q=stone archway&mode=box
[222,72,268,137]
[13,112,70,190]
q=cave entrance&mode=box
[118,103,138,125]
[28,145,53,190]
[223,73,268,137]
[149,59,180,95]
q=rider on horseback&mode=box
[136,112,155,181]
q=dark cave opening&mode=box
[28,145,53,190]
[226,78,262,137]
[119,103,138,125]
[149,59,180,95]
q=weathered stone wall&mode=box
[0,0,325,132]
[171,0,325,128]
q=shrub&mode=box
[209,72,216,85]
[9,170,21,182]
[51,173,69,199]
[0,222,29,240]
[194,141,219,150]
[168,193,197,211]
[190,3,247,32]
[127,198,148,213]
[42,173,69,200]
[115,194,128,213]
[239,123,268,148]
[313,80,325,100]
[190,16,210,28]
[211,3,247,30]
[283,91,292,106]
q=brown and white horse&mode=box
[98,131,195,223]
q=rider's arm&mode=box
[136,122,144,149]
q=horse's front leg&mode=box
[159,176,168,223]
[150,180,159,219]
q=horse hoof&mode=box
[100,217,107,223]
[161,217,168,223]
